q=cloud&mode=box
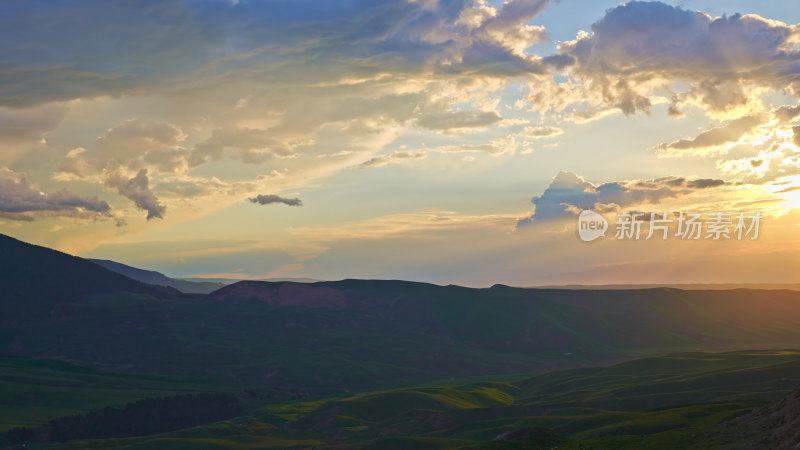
[521,125,563,138]
[498,118,530,127]
[546,1,800,116]
[0,104,67,164]
[516,171,728,225]
[436,135,525,155]
[0,0,563,226]
[154,175,247,199]
[0,105,65,144]
[712,110,800,184]
[686,178,726,189]
[657,114,767,155]
[103,169,165,220]
[190,127,297,166]
[0,0,557,108]
[416,110,502,132]
[359,151,426,168]
[249,194,302,206]
[774,104,800,123]
[0,167,109,220]
[58,119,189,177]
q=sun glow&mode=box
[771,174,800,212]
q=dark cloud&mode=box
[0,167,109,220]
[249,194,302,206]
[0,105,65,143]
[0,1,219,107]
[104,169,165,220]
[0,0,556,108]
[517,171,727,225]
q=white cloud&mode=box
[58,119,189,177]
[657,113,768,156]
[541,2,800,116]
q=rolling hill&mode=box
[15,349,800,449]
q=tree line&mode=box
[48,392,241,442]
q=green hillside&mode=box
[0,357,214,433]
[21,350,800,449]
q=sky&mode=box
[1,0,800,286]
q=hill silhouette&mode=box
[4,233,800,392]
[0,234,176,323]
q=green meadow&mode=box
[7,349,799,448]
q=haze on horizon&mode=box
[1,0,800,287]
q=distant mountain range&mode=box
[88,259,226,294]
[180,276,320,285]
[4,231,800,391]
[87,258,320,293]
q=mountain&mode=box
[0,233,177,323]
[5,234,800,447]
[89,259,225,294]
[5,233,800,393]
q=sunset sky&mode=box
[2,0,800,286]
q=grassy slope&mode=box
[34,349,800,449]
[0,358,214,433]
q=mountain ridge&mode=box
[89,258,225,294]
[5,232,800,391]
[0,233,179,322]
